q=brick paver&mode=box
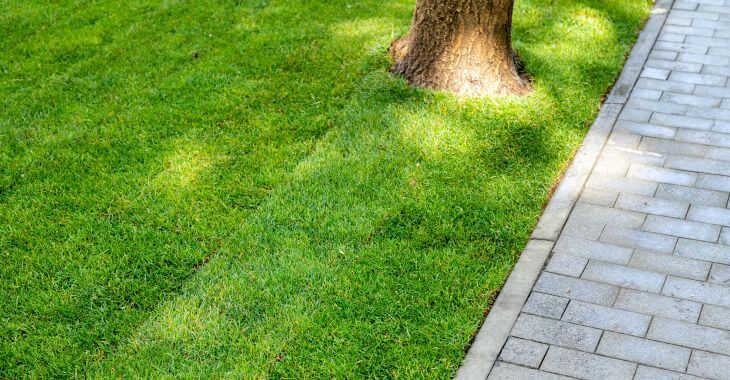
[489,0,730,378]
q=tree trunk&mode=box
[390,0,530,96]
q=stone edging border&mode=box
[454,0,673,378]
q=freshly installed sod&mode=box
[1,0,650,377]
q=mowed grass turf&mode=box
[0,0,650,377]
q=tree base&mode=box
[390,36,531,97]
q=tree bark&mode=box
[390,0,530,96]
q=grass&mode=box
[0,0,650,377]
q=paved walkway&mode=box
[485,0,730,379]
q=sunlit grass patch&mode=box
[150,139,219,196]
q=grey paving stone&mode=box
[632,88,664,101]
[613,133,645,151]
[561,218,605,240]
[686,35,730,47]
[570,202,646,229]
[712,121,730,133]
[712,120,730,134]
[699,304,730,330]
[641,67,671,80]
[710,127,730,143]
[662,91,722,107]
[601,225,678,253]
[700,65,730,77]
[616,193,689,218]
[643,214,720,242]
[553,235,634,264]
[607,132,642,148]
[646,58,702,73]
[714,19,730,29]
[670,71,727,85]
[592,158,630,176]
[703,64,730,77]
[693,18,730,30]
[698,4,730,13]
[709,45,730,56]
[666,155,730,177]
[628,164,697,186]
[675,238,730,264]
[650,50,679,60]
[635,77,695,94]
[511,313,602,352]
[712,120,730,133]
[614,120,677,138]
[630,250,711,280]
[676,130,730,148]
[497,337,548,368]
[546,253,588,277]
[655,183,729,206]
[708,122,730,138]
[704,145,730,160]
[634,365,705,380]
[697,173,730,192]
[686,106,730,122]
[694,84,730,98]
[648,317,730,356]
[692,18,730,30]
[675,0,700,9]
[711,122,730,136]
[585,175,658,196]
[489,362,572,380]
[615,288,702,323]
[687,350,730,379]
[601,146,666,166]
[699,1,730,7]
[671,157,730,180]
[582,260,666,293]
[539,346,637,380]
[626,98,689,115]
[649,112,714,131]
[579,188,618,207]
[619,107,652,123]
[534,272,619,306]
[655,41,710,54]
[522,292,569,319]
[681,51,730,65]
[709,263,730,285]
[562,301,651,336]
[597,331,691,371]
[666,24,715,36]
[669,9,720,21]
[687,204,730,226]
[713,113,730,126]
[663,276,730,307]
[667,15,694,26]
[659,32,687,43]
[640,137,706,159]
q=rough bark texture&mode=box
[391,0,530,96]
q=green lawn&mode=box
[1,0,650,377]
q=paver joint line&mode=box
[453,0,730,378]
